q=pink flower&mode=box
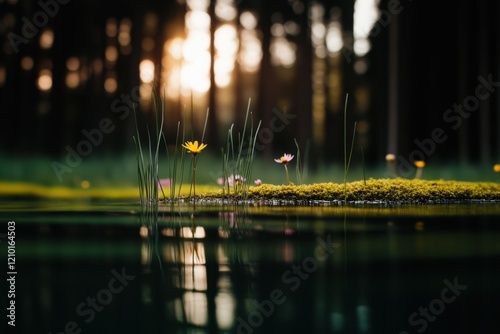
[158,178,171,188]
[275,153,294,184]
[228,174,245,186]
[217,174,246,186]
[254,179,262,186]
[274,153,294,165]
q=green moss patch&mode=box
[241,178,500,204]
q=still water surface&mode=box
[1,200,500,334]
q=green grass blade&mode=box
[361,145,366,186]
[294,138,302,185]
[201,107,209,143]
[177,106,187,198]
[346,122,357,177]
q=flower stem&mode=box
[284,164,290,184]
[192,156,197,198]
[388,161,397,177]
[415,167,422,180]
[192,155,197,217]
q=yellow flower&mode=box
[494,164,500,173]
[182,140,207,155]
[414,160,425,168]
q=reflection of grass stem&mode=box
[344,209,347,273]
[139,202,164,277]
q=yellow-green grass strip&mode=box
[0,181,219,200]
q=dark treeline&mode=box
[0,0,499,167]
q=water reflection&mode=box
[132,203,500,333]
[9,202,500,333]
[138,203,249,331]
[136,204,347,332]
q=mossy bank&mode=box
[211,178,500,204]
[1,178,499,204]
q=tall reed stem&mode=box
[192,156,197,199]
[284,164,290,184]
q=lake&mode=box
[2,200,500,333]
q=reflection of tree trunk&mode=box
[205,229,219,333]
